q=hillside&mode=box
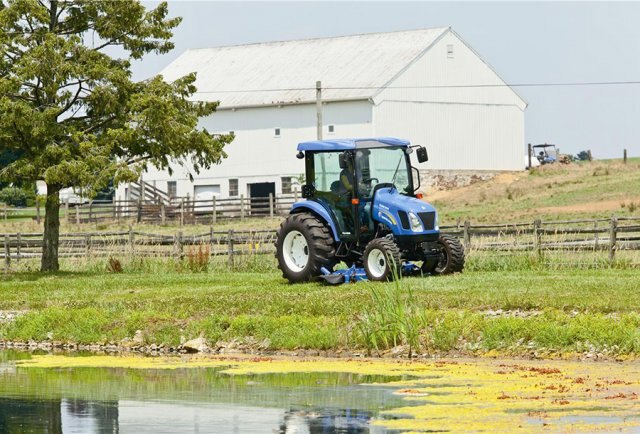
[428,158,640,224]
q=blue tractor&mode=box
[275,137,464,284]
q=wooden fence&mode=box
[1,193,301,225]
[3,217,640,272]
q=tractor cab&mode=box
[276,137,464,283]
[299,138,423,243]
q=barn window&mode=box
[167,181,177,198]
[274,128,281,137]
[327,125,335,134]
[229,178,238,197]
[446,44,454,59]
[281,177,292,194]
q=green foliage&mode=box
[0,0,233,270]
[0,185,35,206]
[576,150,591,161]
[0,0,232,194]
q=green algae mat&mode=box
[14,354,640,432]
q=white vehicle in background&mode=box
[36,181,89,205]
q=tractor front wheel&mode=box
[363,237,402,282]
[275,213,336,283]
[424,234,465,275]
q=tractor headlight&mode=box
[408,212,423,232]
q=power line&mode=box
[191,81,640,94]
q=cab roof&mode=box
[297,137,410,152]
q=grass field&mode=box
[2,261,639,357]
[430,158,640,223]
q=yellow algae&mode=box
[15,354,640,432]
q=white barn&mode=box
[118,27,526,202]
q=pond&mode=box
[0,351,408,433]
[2,351,640,433]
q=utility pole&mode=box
[316,80,322,140]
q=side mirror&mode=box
[416,147,428,163]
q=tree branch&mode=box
[82,114,117,135]
[55,83,84,119]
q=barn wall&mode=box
[374,101,525,171]
[373,30,526,171]
[117,100,373,200]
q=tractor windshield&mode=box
[355,147,412,199]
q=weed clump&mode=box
[186,244,210,272]
[106,257,123,273]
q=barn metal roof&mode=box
[160,28,449,109]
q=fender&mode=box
[291,200,341,242]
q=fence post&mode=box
[609,217,617,265]
[240,195,245,221]
[36,197,41,225]
[3,235,9,273]
[128,225,135,258]
[269,193,274,218]
[16,233,21,263]
[594,220,599,250]
[174,231,183,260]
[180,199,184,227]
[228,229,235,268]
[533,219,542,258]
[85,234,91,259]
[65,201,70,225]
[212,196,217,225]
[624,149,628,164]
[136,198,142,223]
[527,143,532,170]
[75,204,81,225]
[463,220,471,250]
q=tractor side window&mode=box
[313,153,343,193]
[312,152,354,236]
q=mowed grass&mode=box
[1,265,639,356]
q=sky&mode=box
[134,1,640,159]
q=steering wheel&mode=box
[361,177,379,184]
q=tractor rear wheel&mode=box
[423,234,465,275]
[275,212,336,283]
[363,237,402,282]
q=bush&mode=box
[0,186,33,207]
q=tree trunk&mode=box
[41,184,61,272]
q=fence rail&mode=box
[1,193,302,225]
[3,216,640,272]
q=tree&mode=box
[576,150,591,161]
[0,0,232,271]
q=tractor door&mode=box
[311,152,355,239]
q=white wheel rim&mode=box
[282,230,309,272]
[367,248,387,278]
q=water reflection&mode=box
[0,353,403,433]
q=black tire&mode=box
[423,234,465,275]
[363,237,402,282]
[275,212,336,283]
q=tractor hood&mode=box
[372,188,439,237]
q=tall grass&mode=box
[355,266,427,356]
